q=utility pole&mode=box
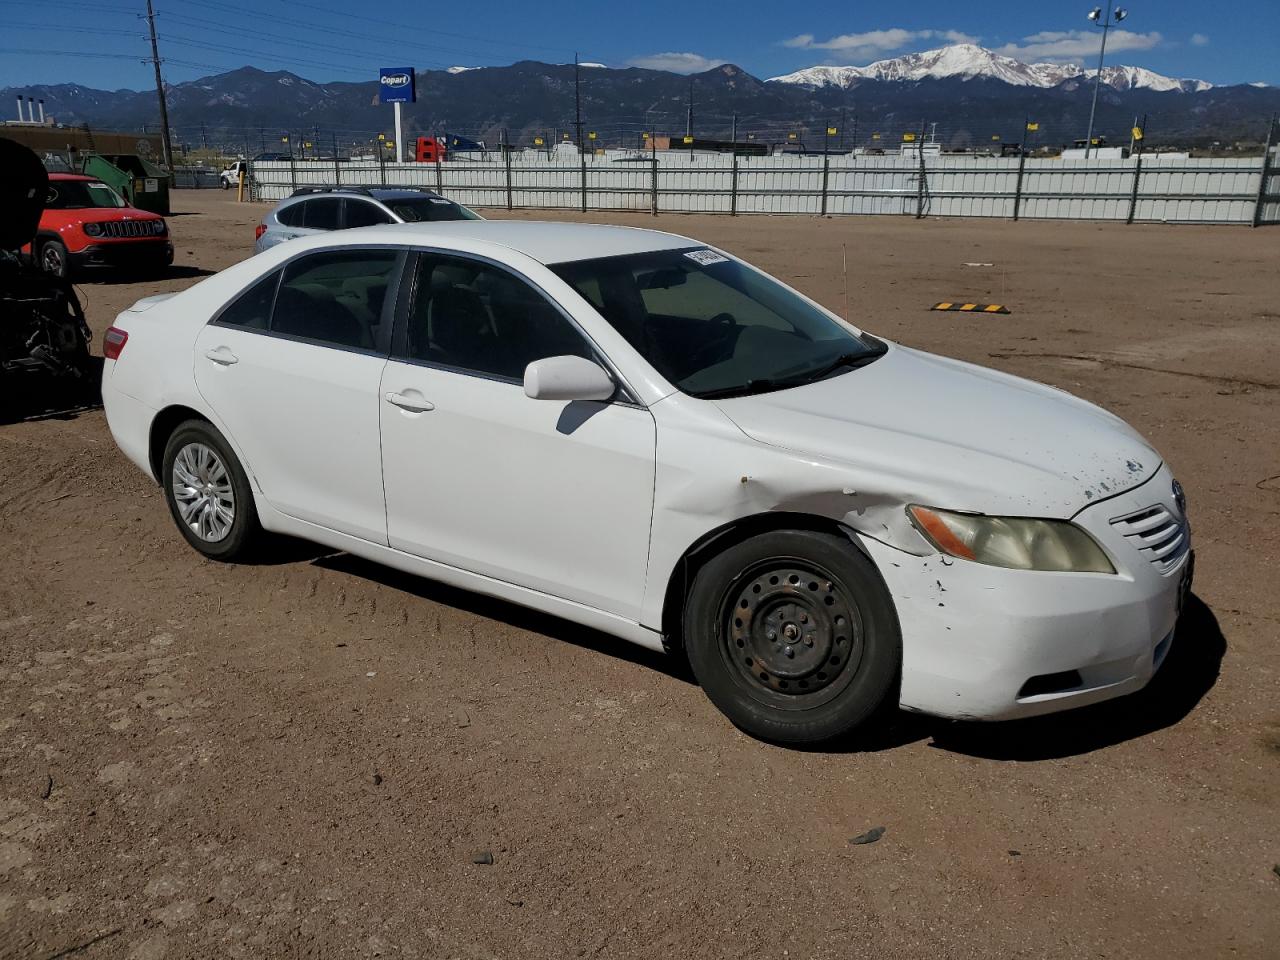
[143,0,174,174]
[731,113,737,144]
[574,53,583,149]
[686,78,694,139]
[200,121,208,150]
[839,107,846,151]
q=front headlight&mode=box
[83,222,103,237]
[152,219,168,235]
[908,505,1115,573]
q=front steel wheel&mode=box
[722,562,865,707]
[684,530,901,744]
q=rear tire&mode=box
[683,529,901,745]
[161,420,260,561]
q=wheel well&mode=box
[660,512,858,654]
[148,405,209,482]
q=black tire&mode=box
[683,530,901,745]
[220,177,230,190]
[161,419,260,561]
[39,239,70,279]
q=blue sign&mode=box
[379,67,416,104]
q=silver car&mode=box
[253,186,481,253]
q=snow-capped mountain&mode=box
[769,44,1211,93]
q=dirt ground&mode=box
[2,192,1278,959]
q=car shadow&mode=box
[80,265,215,286]
[0,359,103,425]
[852,593,1225,761]
[245,542,1225,755]
[310,552,696,684]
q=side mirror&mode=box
[524,355,615,402]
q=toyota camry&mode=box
[100,221,1192,744]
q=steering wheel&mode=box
[688,312,739,370]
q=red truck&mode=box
[25,173,173,279]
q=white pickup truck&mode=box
[219,160,248,189]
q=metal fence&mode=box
[246,149,1280,225]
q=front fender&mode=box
[641,393,929,630]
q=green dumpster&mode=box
[81,153,171,215]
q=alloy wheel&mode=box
[171,441,236,542]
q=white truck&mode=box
[219,159,248,189]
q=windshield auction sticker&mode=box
[684,249,729,266]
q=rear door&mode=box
[194,247,405,543]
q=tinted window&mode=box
[46,180,125,209]
[302,198,342,230]
[276,202,304,227]
[401,255,592,379]
[344,199,394,228]
[551,249,883,399]
[271,250,400,351]
[216,271,280,330]
[384,197,480,222]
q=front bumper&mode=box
[69,239,174,271]
[863,465,1191,721]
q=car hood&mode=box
[712,344,1159,519]
[55,207,162,224]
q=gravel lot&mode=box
[2,192,1278,959]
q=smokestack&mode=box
[37,99,45,123]
[15,96,21,122]
[26,97,35,123]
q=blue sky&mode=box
[2,0,1276,90]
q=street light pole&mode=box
[1084,1,1128,159]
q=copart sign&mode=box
[378,68,416,104]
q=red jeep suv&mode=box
[25,173,173,278]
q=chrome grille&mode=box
[1109,504,1189,574]
[100,220,156,238]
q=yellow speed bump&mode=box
[932,302,1011,314]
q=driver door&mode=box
[379,252,657,621]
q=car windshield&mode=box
[550,248,885,398]
[383,197,480,222]
[46,179,126,209]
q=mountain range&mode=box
[768,44,1216,93]
[4,44,1276,151]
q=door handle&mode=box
[204,347,238,365]
[384,391,434,413]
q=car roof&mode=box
[368,188,439,200]
[328,220,700,264]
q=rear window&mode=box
[216,271,280,330]
[277,202,304,227]
[302,198,342,230]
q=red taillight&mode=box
[103,326,128,360]
[255,223,267,240]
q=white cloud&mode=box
[627,52,727,74]
[1190,33,1209,46]
[781,28,980,60]
[994,29,1163,64]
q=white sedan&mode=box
[101,222,1192,744]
